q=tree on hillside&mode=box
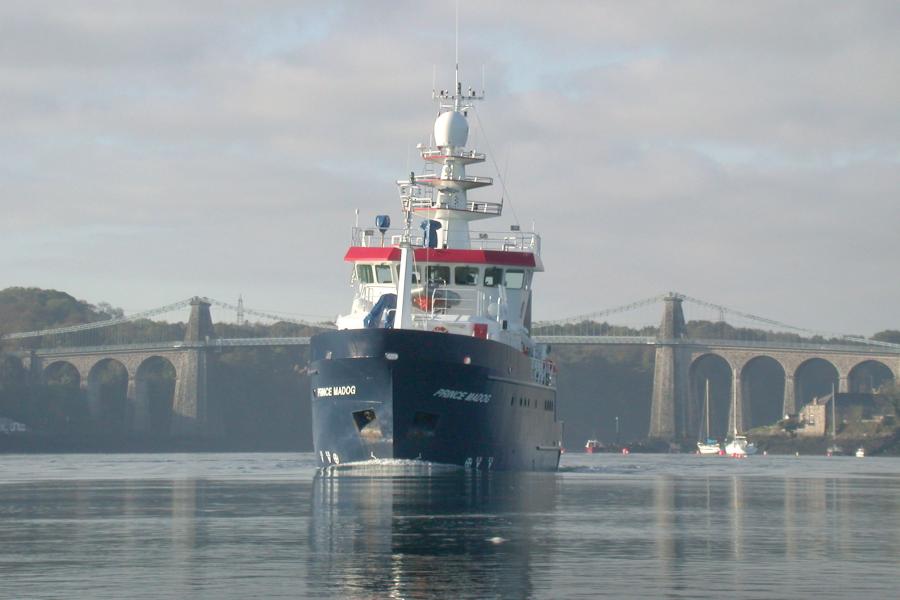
[873,330,900,345]
[0,287,123,334]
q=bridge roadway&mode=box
[27,335,900,357]
[16,294,900,444]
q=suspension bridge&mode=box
[2,293,898,441]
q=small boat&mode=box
[696,380,722,455]
[698,440,723,455]
[725,435,757,457]
[855,447,865,458]
[725,381,756,457]
[584,439,602,454]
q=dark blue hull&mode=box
[310,329,562,471]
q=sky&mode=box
[2,1,898,335]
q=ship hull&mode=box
[310,328,562,471]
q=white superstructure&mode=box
[334,74,552,384]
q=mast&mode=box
[731,370,738,437]
[705,379,711,440]
[397,57,497,249]
[831,381,836,439]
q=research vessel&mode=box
[310,69,562,472]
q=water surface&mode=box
[2,453,899,599]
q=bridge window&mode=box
[356,264,374,284]
[484,267,503,287]
[504,269,525,290]
[375,264,394,284]
[455,266,479,286]
[426,265,450,285]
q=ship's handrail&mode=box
[401,195,503,216]
[531,357,556,388]
[409,174,494,188]
[417,285,480,318]
[352,227,541,255]
[398,182,501,215]
[357,284,395,306]
[420,148,486,163]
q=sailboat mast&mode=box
[731,370,738,436]
[705,379,711,440]
[831,382,836,439]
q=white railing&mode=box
[420,149,486,163]
[531,357,556,388]
[351,227,541,255]
[414,286,481,318]
[400,195,503,216]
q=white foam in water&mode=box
[321,458,463,475]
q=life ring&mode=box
[433,325,448,333]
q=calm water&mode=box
[2,453,900,599]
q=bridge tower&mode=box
[184,296,216,342]
[172,297,220,436]
[649,293,690,440]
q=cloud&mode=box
[1,1,898,333]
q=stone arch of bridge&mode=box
[847,359,896,394]
[739,355,786,429]
[41,360,88,432]
[793,358,840,410]
[135,355,178,435]
[87,358,130,433]
[688,353,735,441]
[43,360,82,386]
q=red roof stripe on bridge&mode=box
[344,247,536,267]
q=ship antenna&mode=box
[455,0,459,94]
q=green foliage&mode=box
[0,287,125,350]
[873,330,900,345]
[0,287,120,333]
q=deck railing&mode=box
[351,227,541,255]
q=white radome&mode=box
[433,110,468,147]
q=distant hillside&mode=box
[534,318,899,347]
[0,287,121,337]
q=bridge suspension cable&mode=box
[533,294,667,327]
[204,298,335,329]
[534,291,900,350]
[0,298,197,340]
[675,293,900,349]
[1,296,336,341]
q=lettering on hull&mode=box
[315,385,357,397]
[433,388,492,403]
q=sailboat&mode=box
[725,376,756,457]
[697,380,723,455]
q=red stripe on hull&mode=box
[344,246,536,267]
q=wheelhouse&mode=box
[338,231,543,351]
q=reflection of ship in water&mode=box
[308,473,558,599]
